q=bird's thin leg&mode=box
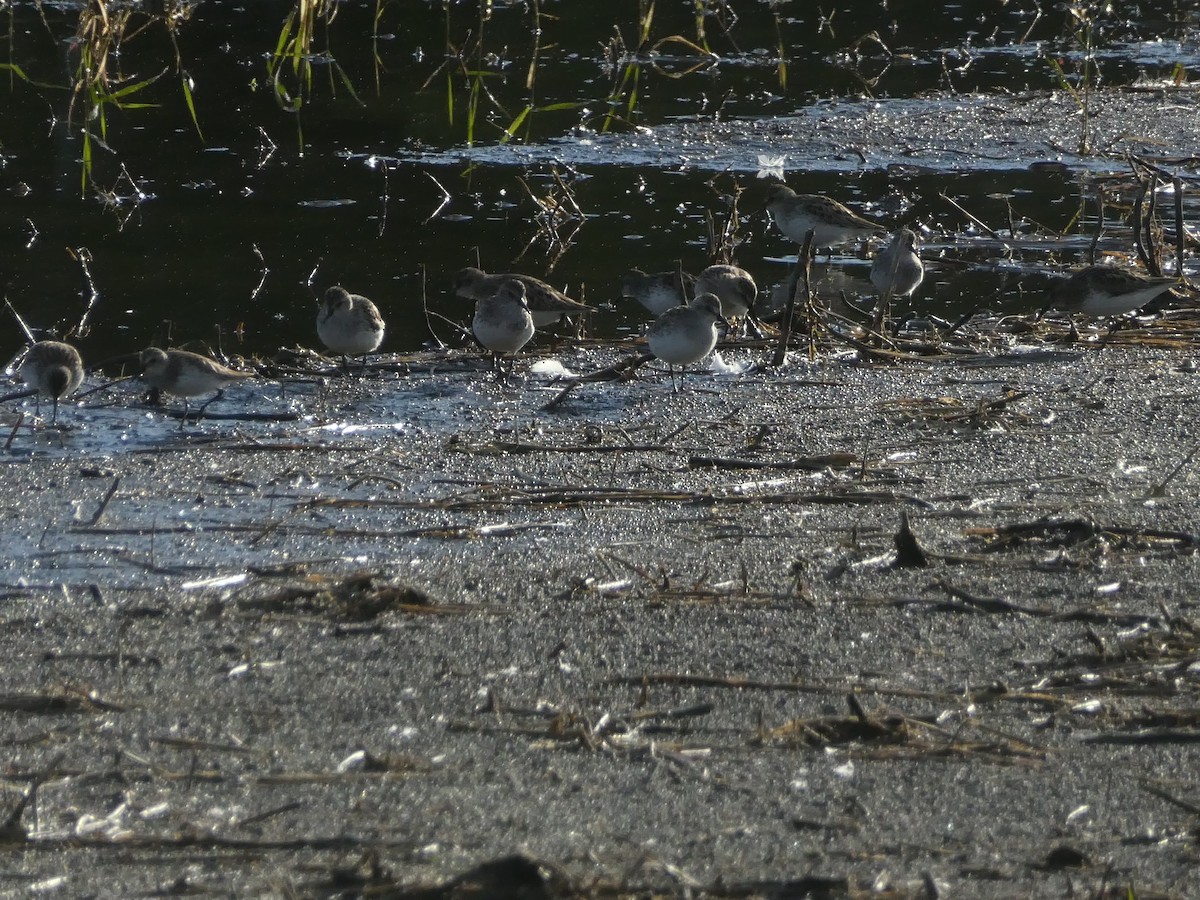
[501,353,518,384]
[50,396,59,426]
[196,389,225,421]
[1100,316,1131,345]
[872,287,893,339]
[178,398,190,429]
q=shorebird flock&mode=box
[6,181,1188,426]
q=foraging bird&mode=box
[620,268,695,317]
[19,340,84,425]
[764,183,883,249]
[472,279,536,378]
[870,229,925,300]
[454,267,590,328]
[869,228,925,333]
[695,264,758,322]
[317,286,386,368]
[139,347,254,424]
[1045,265,1179,318]
[646,293,729,392]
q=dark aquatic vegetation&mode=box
[1,2,1198,364]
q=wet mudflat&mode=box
[5,1,1200,896]
[3,326,1200,897]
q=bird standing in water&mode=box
[19,340,84,425]
[139,347,255,425]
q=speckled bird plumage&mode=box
[764,183,883,248]
[472,279,536,373]
[317,286,386,357]
[694,264,758,319]
[647,293,729,391]
[454,267,590,328]
[620,269,694,317]
[20,340,84,424]
[1048,265,1178,317]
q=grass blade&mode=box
[180,71,204,141]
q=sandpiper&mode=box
[453,267,590,328]
[619,268,694,317]
[19,340,84,425]
[1045,265,1179,317]
[868,229,924,333]
[139,347,255,423]
[646,293,729,392]
[472,279,536,378]
[764,183,883,249]
[870,229,924,299]
[695,264,758,321]
[317,286,385,368]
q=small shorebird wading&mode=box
[1044,264,1179,318]
[869,228,924,331]
[454,267,590,328]
[20,340,84,425]
[764,183,883,250]
[620,268,695,317]
[647,293,729,392]
[472,279,535,378]
[317,286,385,368]
[870,229,924,300]
[695,264,758,321]
[140,347,255,424]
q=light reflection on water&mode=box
[1,2,1197,385]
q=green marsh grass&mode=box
[266,0,363,152]
[47,0,205,193]
[418,3,508,146]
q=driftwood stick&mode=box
[84,476,121,527]
[688,453,857,471]
[1145,174,1162,276]
[939,191,1001,239]
[1174,175,1187,281]
[770,228,815,367]
[1088,182,1103,266]
[4,412,23,452]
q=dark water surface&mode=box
[2,1,1199,363]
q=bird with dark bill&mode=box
[870,229,925,301]
[647,293,729,392]
[1045,265,1179,318]
[140,347,255,424]
[317,285,386,369]
[454,267,590,328]
[472,279,536,379]
[764,183,883,250]
[20,340,84,425]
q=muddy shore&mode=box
[2,334,1200,897]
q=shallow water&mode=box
[2,1,1198,381]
